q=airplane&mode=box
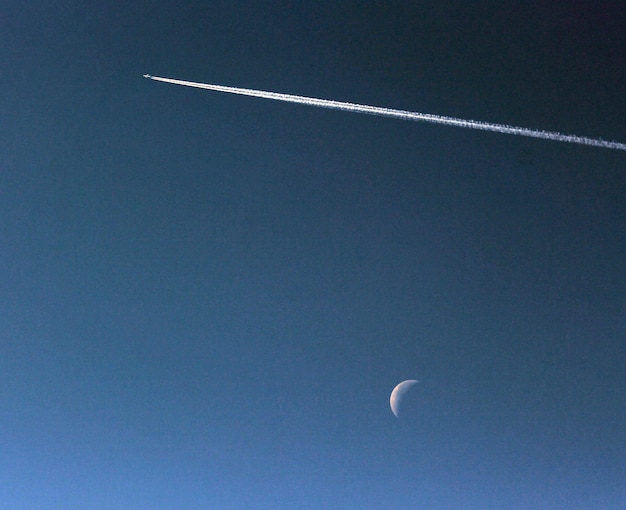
[143,74,151,78]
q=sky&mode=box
[1,1,625,508]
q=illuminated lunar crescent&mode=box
[390,380,419,418]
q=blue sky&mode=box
[1,2,625,508]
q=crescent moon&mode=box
[390,380,419,418]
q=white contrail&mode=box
[144,74,626,151]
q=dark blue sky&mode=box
[2,2,625,508]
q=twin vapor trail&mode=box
[144,75,626,151]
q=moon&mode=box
[390,380,419,418]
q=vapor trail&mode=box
[144,74,626,151]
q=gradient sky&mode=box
[2,2,625,508]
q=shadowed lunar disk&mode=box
[390,380,419,418]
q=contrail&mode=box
[144,74,626,151]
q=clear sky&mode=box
[2,2,625,508]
